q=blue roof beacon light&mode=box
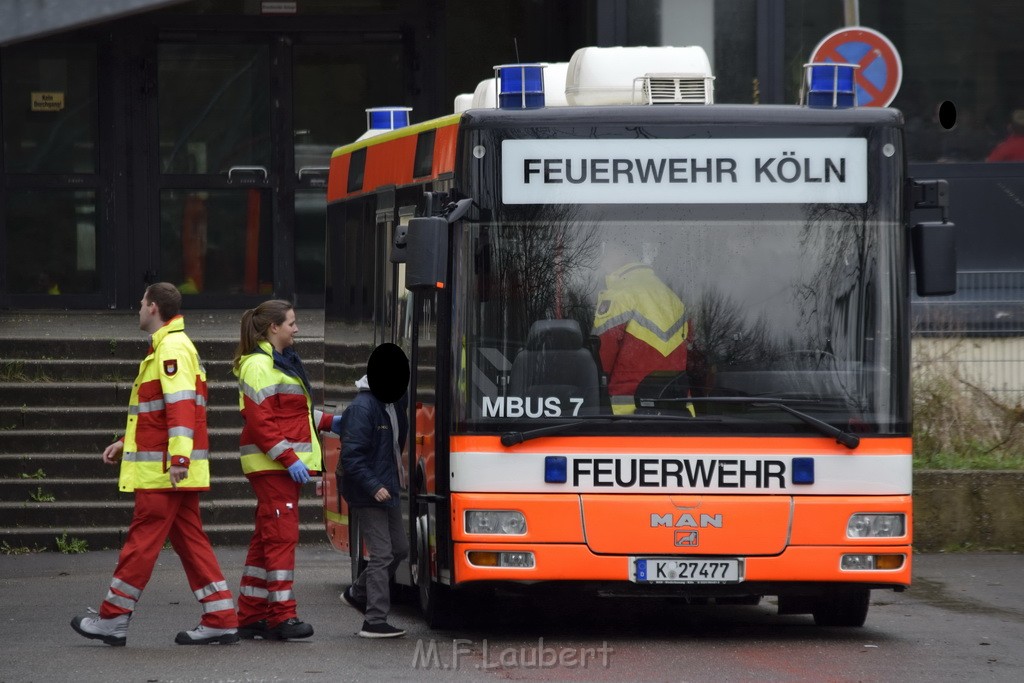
[366,106,412,131]
[804,62,858,109]
[494,63,545,109]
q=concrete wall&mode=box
[915,471,1024,551]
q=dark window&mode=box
[347,147,366,193]
[414,130,435,178]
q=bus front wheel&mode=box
[812,587,870,627]
[415,514,456,628]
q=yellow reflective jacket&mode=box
[119,316,210,492]
[235,340,331,476]
[592,263,689,414]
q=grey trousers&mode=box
[350,505,409,625]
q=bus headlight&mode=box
[847,513,905,538]
[467,551,535,568]
[841,554,905,570]
[465,510,527,535]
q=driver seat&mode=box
[508,319,600,415]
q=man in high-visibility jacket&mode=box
[71,282,238,647]
[592,259,689,414]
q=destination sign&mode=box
[501,138,867,204]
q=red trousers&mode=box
[237,474,301,627]
[100,490,237,629]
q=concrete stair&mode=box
[0,328,368,552]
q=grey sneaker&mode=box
[174,624,240,645]
[71,613,130,647]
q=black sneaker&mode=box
[268,618,314,640]
[358,620,405,639]
[339,586,367,614]
[237,619,270,640]
[174,624,240,645]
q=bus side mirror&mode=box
[911,221,957,296]
[405,216,448,291]
[390,224,408,263]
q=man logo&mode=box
[650,513,723,528]
[675,530,698,547]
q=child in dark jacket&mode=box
[338,343,410,638]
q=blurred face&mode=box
[138,292,160,333]
[267,309,298,351]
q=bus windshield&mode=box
[453,203,907,436]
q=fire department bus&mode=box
[320,46,956,628]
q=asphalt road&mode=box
[1,545,1022,682]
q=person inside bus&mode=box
[591,242,693,414]
[986,109,1024,162]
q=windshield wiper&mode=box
[638,396,860,450]
[500,414,721,447]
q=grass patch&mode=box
[55,533,88,554]
[0,361,28,381]
[0,361,50,382]
[914,340,1024,470]
[0,541,44,555]
[28,486,55,502]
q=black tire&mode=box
[415,514,456,628]
[812,587,870,627]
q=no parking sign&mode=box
[810,26,902,107]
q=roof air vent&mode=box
[636,73,714,105]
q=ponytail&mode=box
[232,300,293,372]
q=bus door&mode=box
[400,205,457,619]
[321,187,405,576]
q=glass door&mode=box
[156,42,274,302]
[1,43,106,307]
[154,33,409,307]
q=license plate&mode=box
[631,557,743,584]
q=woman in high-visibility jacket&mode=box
[231,299,342,641]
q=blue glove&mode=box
[330,415,344,435]
[286,461,310,484]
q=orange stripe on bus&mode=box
[326,121,461,202]
[364,134,418,190]
[433,123,458,175]
[326,153,350,202]
[450,435,912,455]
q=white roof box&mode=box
[565,46,715,106]
[454,92,474,113]
[543,62,569,107]
[471,77,497,109]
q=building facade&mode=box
[1,0,1022,310]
